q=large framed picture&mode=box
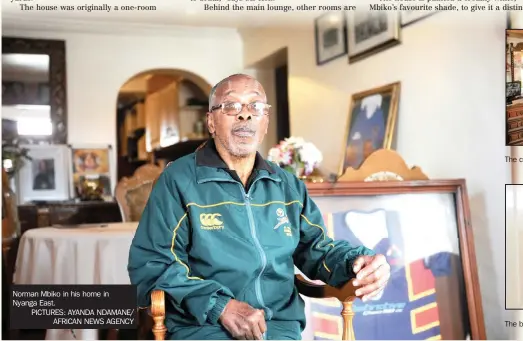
[17,144,71,203]
[339,82,400,175]
[314,11,348,66]
[301,178,485,340]
[347,11,400,63]
[69,145,112,198]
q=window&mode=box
[2,105,52,136]
[17,117,52,136]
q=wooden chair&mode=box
[114,164,163,222]
[147,275,361,340]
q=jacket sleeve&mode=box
[127,170,234,325]
[292,182,375,287]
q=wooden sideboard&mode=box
[507,102,523,145]
[18,201,122,235]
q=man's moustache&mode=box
[232,127,256,133]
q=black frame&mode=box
[2,37,68,144]
[314,11,348,66]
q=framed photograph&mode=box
[506,184,522,309]
[17,144,71,203]
[339,82,400,175]
[69,145,112,198]
[347,11,400,63]
[400,11,436,27]
[315,11,348,65]
[301,179,486,340]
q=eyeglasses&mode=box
[210,102,271,117]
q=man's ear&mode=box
[207,112,215,136]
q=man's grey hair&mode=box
[208,73,256,111]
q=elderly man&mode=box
[128,74,390,340]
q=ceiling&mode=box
[2,54,50,82]
[1,0,339,28]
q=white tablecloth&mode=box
[13,222,138,340]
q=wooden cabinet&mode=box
[145,76,181,151]
[17,201,122,235]
[507,102,523,145]
[145,91,161,151]
[158,81,180,147]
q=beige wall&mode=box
[242,12,510,339]
[3,25,244,189]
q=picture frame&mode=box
[314,11,348,66]
[347,11,400,63]
[339,82,400,176]
[69,144,113,199]
[300,151,485,340]
[17,144,71,203]
[400,11,437,27]
[505,184,522,310]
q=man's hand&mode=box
[219,299,267,340]
[352,254,390,302]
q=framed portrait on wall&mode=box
[339,82,400,176]
[69,145,112,198]
[17,144,71,203]
[347,11,400,63]
[301,179,485,340]
[314,11,348,65]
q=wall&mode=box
[243,67,279,158]
[3,24,244,189]
[241,12,510,339]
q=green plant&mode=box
[2,139,32,178]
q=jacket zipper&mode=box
[240,183,273,320]
[199,176,274,319]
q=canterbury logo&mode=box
[200,213,224,230]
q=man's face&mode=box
[208,76,269,158]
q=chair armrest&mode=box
[294,274,360,341]
[294,274,359,302]
[150,290,167,340]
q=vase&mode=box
[78,175,104,201]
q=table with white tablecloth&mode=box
[13,222,138,340]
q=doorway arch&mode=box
[115,68,211,180]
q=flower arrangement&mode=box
[267,137,323,177]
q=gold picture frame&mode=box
[338,82,400,177]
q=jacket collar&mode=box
[195,138,280,184]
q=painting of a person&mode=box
[344,93,390,170]
[32,159,55,190]
[75,152,100,172]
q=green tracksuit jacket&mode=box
[128,139,374,340]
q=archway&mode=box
[115,68,212,180]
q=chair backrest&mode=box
[114,164,163,222]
